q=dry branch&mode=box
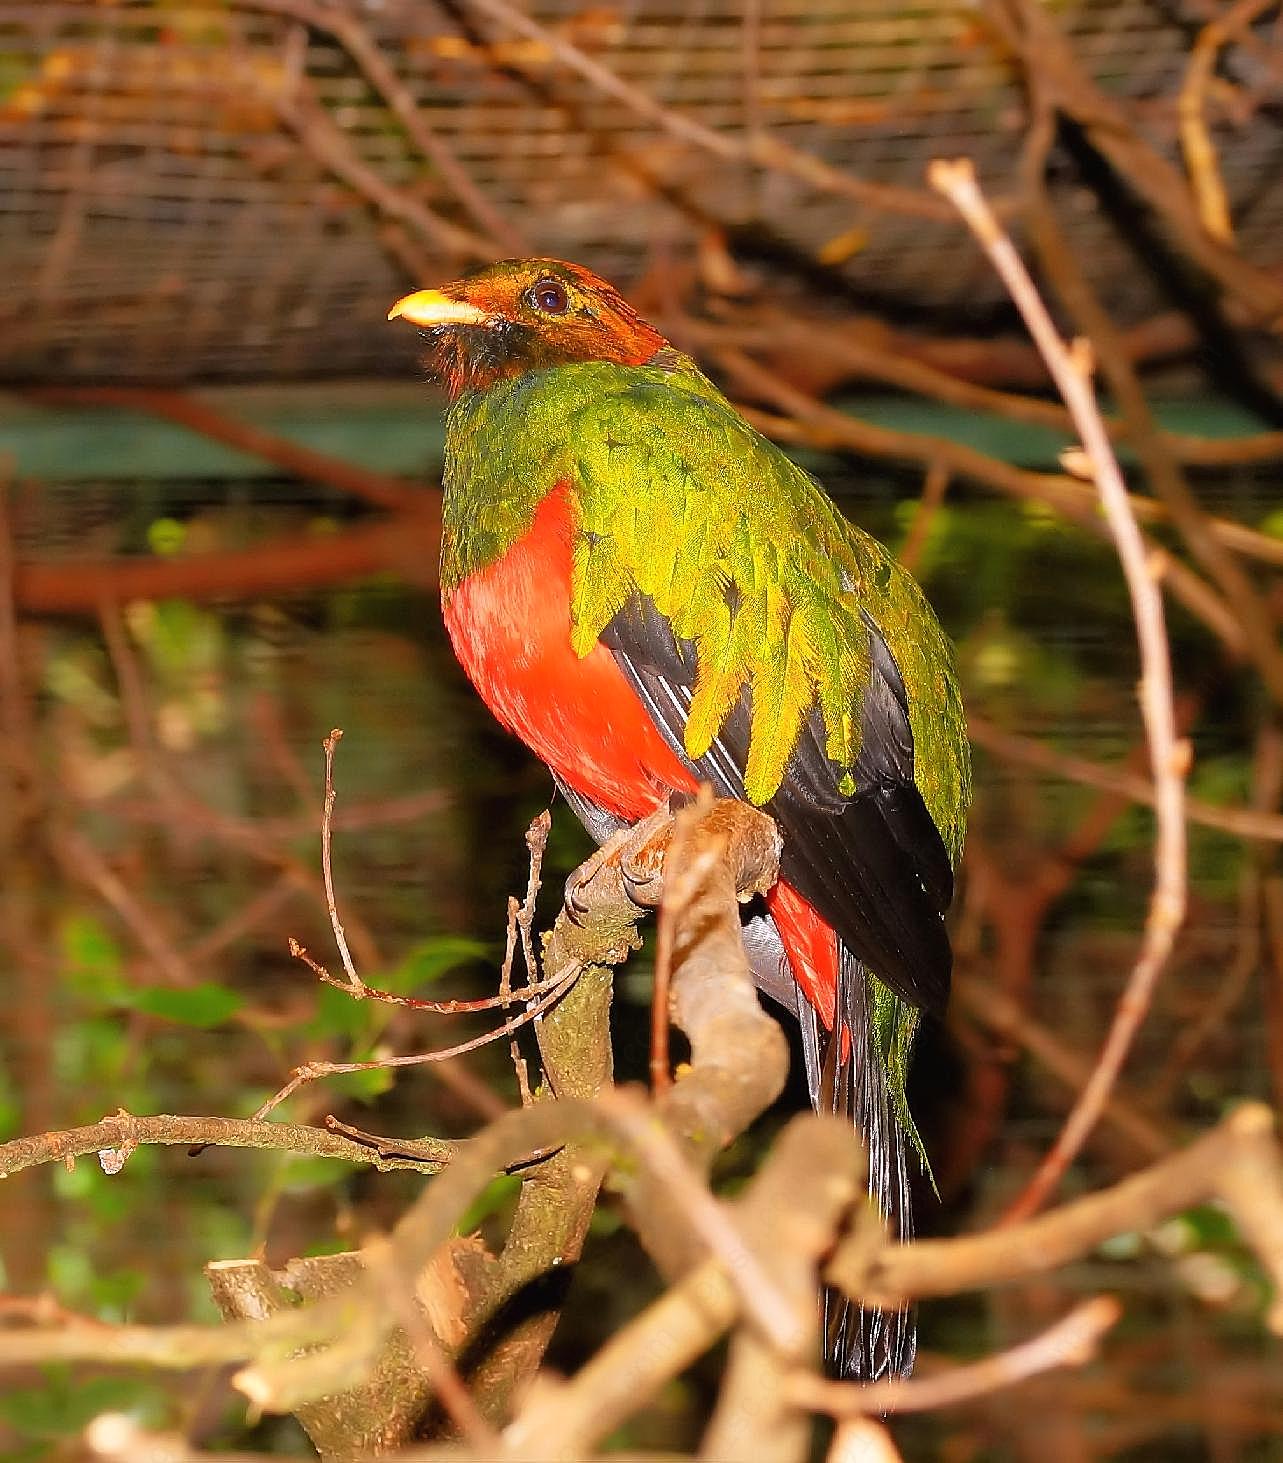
[0,1109,452,1180]
[20,386,424,514]
[929,158,1188,1221]
[835,1102,1283,1320]
[792,1296,1120,1417]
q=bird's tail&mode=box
[798,943,921,1381]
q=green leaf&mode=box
[59,912,128,1004]
[456,1172,521,1235]
[326,1066,396,1102]
[1260,506,1283,540]
[384,935,490,993]
[278,1156,360,1193]
[129,983,244,1028]
[309,981,374,1040]
[146,516,187,556]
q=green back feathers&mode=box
[443,356,970,858]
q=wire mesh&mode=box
[0,0,1280,382]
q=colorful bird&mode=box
[389,259,970,1379]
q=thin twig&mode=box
[928,158,1188,1223]
[499,896,532,1104]
[832,1103,1283,1321]
[251,960,582,1120]
[990,0,1283,325]
[287,936,570,1013]
[968,713,1283,843]
[232,0,527,254]
[1178,0,1279,242]
[791,1296,1120,1416]
[13,501,442,614]
[460,0,967,222]
[714,351,1245,659]
[650,797,698,1095]
[898,460,950,574]
[274,73,492,261]
[24,386,422,514]
[323,1114,558,1172]
[53,826,198,991]
[517,811,551,989]
[318,727,365,995]
[681,309,1283,473]
[503,811,552,1103]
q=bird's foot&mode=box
[564,805,673,921]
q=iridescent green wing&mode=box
[560,361,967,1015]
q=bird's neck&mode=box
[439,369,580,593]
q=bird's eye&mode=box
[531,278,569,315]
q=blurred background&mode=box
[1,0,1282,1457]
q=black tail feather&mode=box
[798,945,917,1382]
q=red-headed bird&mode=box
[389,259,971,1379]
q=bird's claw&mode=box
[564,824,634,923]
[563,805,673,920]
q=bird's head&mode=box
[388,258,667,398]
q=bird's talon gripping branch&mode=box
[564,823,636,920]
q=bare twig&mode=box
[288,936,571,1013]
[1016,101,1283,708]
[715,353,1246,659]
[969,713,1283,843]
[833,1103,1283,1322]
[53,826,198,991]
[898,460,950,574]
[0,1108,452,1180]
[1179,0,1279,240]
[953,974,1171,1160]
[323,1114,556,1172]
[232,0,527,255]
[317,727,364,995]
[929,158,1188,1222]
[989,0,1283,324]
[681,312,1283,472]
[791,1296,1120,1415]
[274,72,492,261]
[508,810,552,1103]
[250,960,582,1120]
[649,797,693,1095]
[13,501,442,614]
[23,386,423,514]
[460,0,968,222]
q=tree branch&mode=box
[929,157,1189,1221]
[0,1109,452,1180]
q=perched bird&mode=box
[389,259,970,1379]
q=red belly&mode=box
[442,484,838,1024]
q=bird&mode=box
[388,258,971,1380]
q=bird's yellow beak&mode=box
[387,289,489,326]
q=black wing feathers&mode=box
[600,595,952,1016]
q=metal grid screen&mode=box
[1,0,1281,383]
